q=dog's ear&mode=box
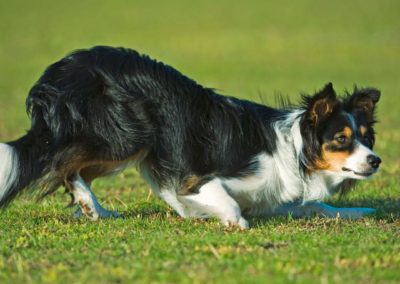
[348,87,380,122]
[304,82,338,125]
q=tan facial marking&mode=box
[314,143,351,171]
[359,125,367,136]
[330,127,353,147]
[343,126,352,138]
[323,150,351,171]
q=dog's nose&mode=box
[367,155,381,169]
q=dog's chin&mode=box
[341,167,377,180]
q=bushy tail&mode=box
[0,131,51,207]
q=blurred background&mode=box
[0,2,399,282]
[0,0,399,164]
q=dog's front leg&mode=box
[178,179,249,229]
[67,173,120,220]
[273,201,375,219]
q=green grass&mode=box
[0,0,399,283]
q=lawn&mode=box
[0,0,399,283]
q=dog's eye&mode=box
[336,135,348,144]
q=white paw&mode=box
[238,217,250,230]
[73,204,121,220]
[223,217,249,230]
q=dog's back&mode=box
[0,46,274,207]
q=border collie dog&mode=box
[0,46,381,229]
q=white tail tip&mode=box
[0,143,18,201]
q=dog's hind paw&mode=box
[73,207,84,218]
[96,207,121,219]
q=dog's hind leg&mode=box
[67,173,120,220]
[178,178,249,229]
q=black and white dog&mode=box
[0,46,381,228]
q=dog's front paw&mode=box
[223,217,249,230]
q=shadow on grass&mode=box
[115,197,400,221]
[249,197,400,228]
[328,197,400,219]
[31,197,400,227]
[119,197,400,228]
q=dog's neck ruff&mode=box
[271,110,345,203]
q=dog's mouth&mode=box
[342,167,374,177]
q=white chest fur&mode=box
[221,152,303,215]
[221,152,340,216]
[220,110,344,216]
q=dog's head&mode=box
[301,83,381,180]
